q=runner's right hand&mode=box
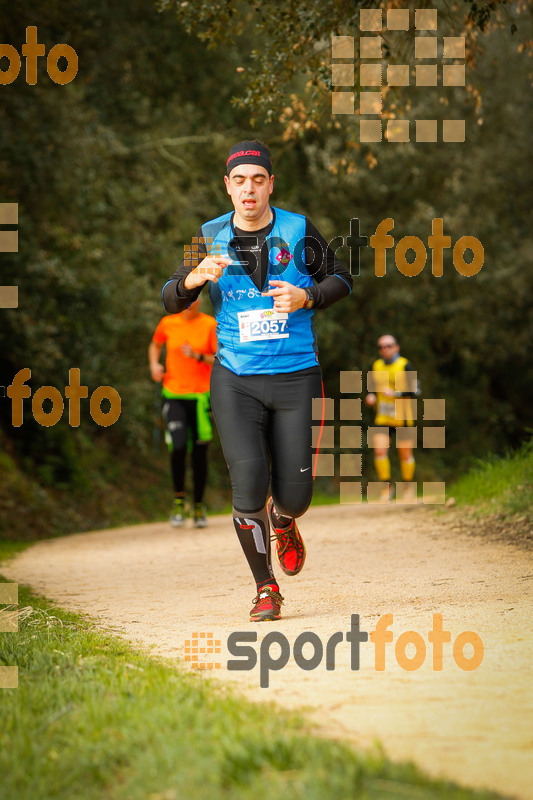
[150,363,165,383]
[184,256,233,289]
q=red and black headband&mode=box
[226,140,272,176]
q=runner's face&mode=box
[224,164,274,229]
[378,337,399,359]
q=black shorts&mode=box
[162,398,199,450]
[210,360,323,516]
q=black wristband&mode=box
[303,286,316,310]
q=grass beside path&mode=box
[448,438,533,544]
[0,580,502,800]
[451,438,533,514]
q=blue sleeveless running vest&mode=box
[203,207,318,375]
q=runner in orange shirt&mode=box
[149,299,217,527]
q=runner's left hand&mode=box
[262,280,307,313]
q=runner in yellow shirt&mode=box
[365,334,420,500]
[149,299,217,526]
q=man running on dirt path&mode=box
[149,298,217,528]
[162,140,352,621]
[365,334,420,501]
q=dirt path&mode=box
[3,504,532,799]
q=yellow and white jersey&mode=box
[370,356,418,427]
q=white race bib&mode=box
[378,401,396,418]
[238,309,289,342]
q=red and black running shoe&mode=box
[249,584,284,622]
[267,497,306,576]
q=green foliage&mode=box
[463,0,514,31]
[0,539,31,563]
[0,581,503,800]
[0,0,243,496]
[161,0,526,127]
[0,426,176,541]
[450,437,533,518]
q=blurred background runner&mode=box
[365,333,420,501]
[149,299,217,527]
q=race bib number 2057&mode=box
[238,309,289,342]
